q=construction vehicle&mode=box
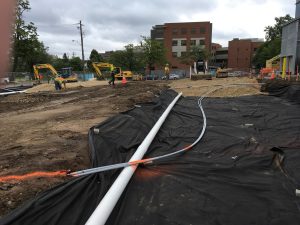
[216,68,230,78]
[33,64,58,81]
[266,55,280,70]
[191,60,212,80]
[60,67,78,82]
[33,64,77,83]
[92,62,133,80]
[260,55,280,78]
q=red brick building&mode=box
[228,38,264,71]
[151,22,212,69]
[211,43,222,52]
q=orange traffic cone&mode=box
[122,76,127,85]
[270,70,275,79]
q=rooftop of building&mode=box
[231,38,264,42]
[152,21,212,28]
[282,16,300,27]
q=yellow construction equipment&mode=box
[266,55,280,70]
[33,64,58,80]
[60,67,78,82]
[216,68,230,78]
[259,55,280,78]
[92,62,133,80]
[33,64,77,83]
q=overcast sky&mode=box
[24,0,295,58]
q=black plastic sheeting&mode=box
[1,82,300,225]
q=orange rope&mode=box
[0,170,67,182]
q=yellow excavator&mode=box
[33,64,58,80]
[33,64,77,83]
[92,62,133,80]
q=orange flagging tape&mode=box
[0,170,67,182]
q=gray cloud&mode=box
[24,0,294,57]
[213,29,252,41]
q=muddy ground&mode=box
[0,77,260,217]
[0,81,168,217]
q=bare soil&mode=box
[170,76,260,97]
[0,77,261,217]
[0,81,168,217]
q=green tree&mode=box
[252,39,281,69]
[88,49,103,70]
[264,14,293,41]
[62,53,69,64]
[180,45,211,65]
[89,49,103,62]
[252,14,293,69]
[12,0,50,72]
[108,44,144,72]
[140,36,166,73]
[69,57,83,71]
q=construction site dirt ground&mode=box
[0,77,261,217]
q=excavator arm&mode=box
[92,62,104,79]
[33,64,59,80]
[92,62,115,79]
[266,55,280,69]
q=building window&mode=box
[172,29,178,35]
[181,51,187,57]
[191,28,196,34]
[181,40,187,46]
[181,28,187,35]
[200,39,205,45]
[172,52,178,58]
[190,40,196,46]
[200,27,206,34]
[172,40,178,46]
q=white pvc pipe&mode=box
[0,90,25,96]
[86,92,183,225]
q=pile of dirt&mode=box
[25,80,111,93]
[170,77,260,97]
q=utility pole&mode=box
[79,20,85,72]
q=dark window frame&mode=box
[200,27,206,34]
[181,28,187,35]
[172,28,178,35]
[172,40,178,46]
[181,40,187,46]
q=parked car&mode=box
[170,74,180,80]
[162,74,180,80]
